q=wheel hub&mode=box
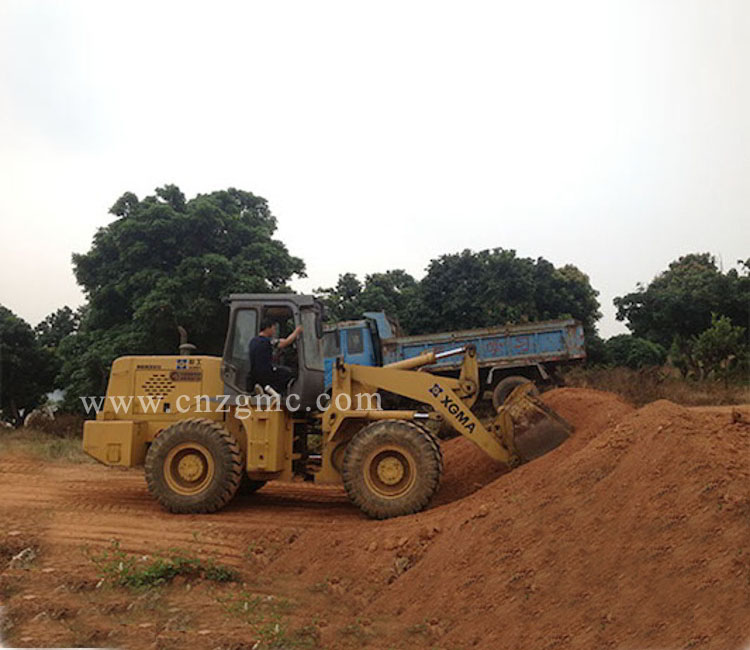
[376,456,405,485]
[164,442,215,495]
[364,445,417,499]
[177,453,205,482]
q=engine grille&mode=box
[141,373,175,399]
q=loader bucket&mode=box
[497,384,573,462]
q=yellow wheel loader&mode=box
[83,294,571,519]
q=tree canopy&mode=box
[691,314,747,384]
[415,249,600,334]
[603,334,667,369]
[316,270,420,329]
[614,253,749,348]
[318,249,601,337]
[34,306,80,349]
[59,185,304,404]
[0,305,57,425]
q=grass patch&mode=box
[0,428,91,463]
[219,591,296,620]
[338,621,371,643]
[218,591,320,649]
[85,540,237,589]
[406,621,430,636]
[562,366,749,407]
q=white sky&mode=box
[0,0,748,338]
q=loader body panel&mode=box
[83,355,225,467]
[83,420,148,467]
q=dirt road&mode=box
[1,390,750,649]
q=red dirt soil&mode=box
[1,388,749,649]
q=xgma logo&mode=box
[428,384,475,434]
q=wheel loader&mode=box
[83,294,572,519]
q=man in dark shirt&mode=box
[248,318,303,394]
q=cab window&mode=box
[301,309,324,370]
[323,330,340,357]
[346,328,364,354]
[230,309,257,364]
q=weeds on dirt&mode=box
[338,621,371,643]
[0,606,12,645]
[21,413,86,437]
[0,534,40,570]
[0,576,21,601]
[406,621,430,636]
[84,540,237,589]
[218,591,319,649]
[218,591,295,620]
[562,366,749,407]
[307,579,329,594]
[0,428,90,463]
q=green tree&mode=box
[59,185,305,408]
[316,270,419,331]
[415,249,600,335]
[35,306,80,348]
[357,270,419,329]
[316,273,363,321]
[319,251,600,338]
[614,253,749,348]
[604,334,667,369]
[0,305,57,425]
[691,314,747,384]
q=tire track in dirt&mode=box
[0,455,377,564]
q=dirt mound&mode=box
[364,393,750,649]
[542,386,635,446]
[433,436,510,505]
[433,388,633,507]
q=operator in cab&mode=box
[248,318,302,394]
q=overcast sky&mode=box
[1,0,748,338]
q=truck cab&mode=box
[323,317,380,389]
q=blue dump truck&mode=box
[323,313,586,408]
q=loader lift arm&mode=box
[325,345,571,467]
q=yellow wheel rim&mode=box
[164,442,215,496]
[363,445,416,499]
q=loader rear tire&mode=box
[342,420,442,520]
[145,419,242,514]
[492,376,539,410]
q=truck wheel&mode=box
[342,420,442,519]
[492,376,539,410]
[145,418,242,514]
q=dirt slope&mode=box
[1,388,749,649]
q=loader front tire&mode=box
[342,420,442,519]
[145,419,242,514]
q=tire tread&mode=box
[144,418,242,514]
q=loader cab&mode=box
[221,294,325,411]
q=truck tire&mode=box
[145,418,243,514]
[342,419,442,519]
[492,376,539,411]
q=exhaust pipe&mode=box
[177,326,197,356]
